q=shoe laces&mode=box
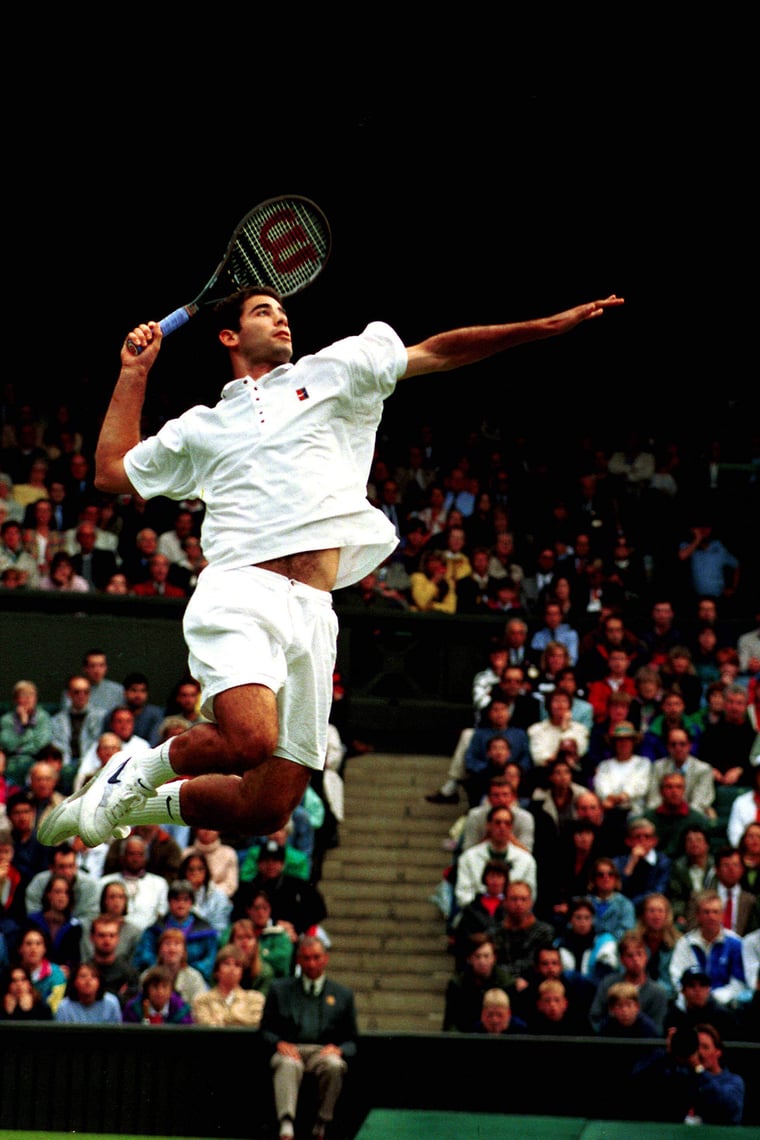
[102,778,157,827]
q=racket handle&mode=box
[126,304,199,355]
[159,305,196,337]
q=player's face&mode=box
[229,296,293,368]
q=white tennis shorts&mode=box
[182,564,338,771]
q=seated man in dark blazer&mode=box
[261,935,358,1140]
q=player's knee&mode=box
[241,761,309,833]
[252,795,297,835]
[229,727,278,769]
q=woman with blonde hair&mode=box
[634,892,681,997]
[534,640,572,704]
[226,918,274,996]
[192,945,265,1027]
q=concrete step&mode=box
[339,810,458,833]
[327,934,446,955]
[327,950,450,972]
[345,753,450,774]
[322,917,449,945]
[324,847,448,871]
[318,751,455,1032]
[323,898,442,922]
[326,968,452,992]
[354,989,446,1015]
[323,874,442,898]
[338,814,456,838]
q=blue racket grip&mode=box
[159,307,193,336]
[126,305,194,355]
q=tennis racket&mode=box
[126,195,331,354]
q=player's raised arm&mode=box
[401,295,624,379]
[94,322,163,495]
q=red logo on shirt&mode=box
[296,388,309,401]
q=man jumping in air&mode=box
[41,287,624,849]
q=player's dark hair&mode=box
[212,285,283,333]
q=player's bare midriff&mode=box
[255,548,340,593]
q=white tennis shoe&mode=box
[38,750,156,847]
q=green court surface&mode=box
[0,1135,231,1140]
[2,1118,754,1140]
[354,1111,755,1139]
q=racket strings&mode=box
[228,201,330,294]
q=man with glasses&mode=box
[646,727,716,818]
[50,675,104,792]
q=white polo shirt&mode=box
[124,322,407,590]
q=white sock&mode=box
[134,739,177,790]
[440,779,458,796]
[121,779,188,826]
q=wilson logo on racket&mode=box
[260,208,322,273]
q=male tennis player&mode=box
[41,289,624,849]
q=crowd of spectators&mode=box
[0,634,343,1036]
[1,381,759,1125]
[401,414,759,1123]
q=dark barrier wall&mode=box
[1,1026,758,1136]
[0,594,509,751]
[4,593,747,753]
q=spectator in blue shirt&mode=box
[530,600,579,666]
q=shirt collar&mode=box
[303,975,326,996]
[221,366,294,398]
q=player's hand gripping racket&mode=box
[126,195,331,355]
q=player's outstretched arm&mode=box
[95,321,163,494]
[401,295,624,379]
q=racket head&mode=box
[204,195,332,304]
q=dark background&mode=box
[9,26,756,458]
